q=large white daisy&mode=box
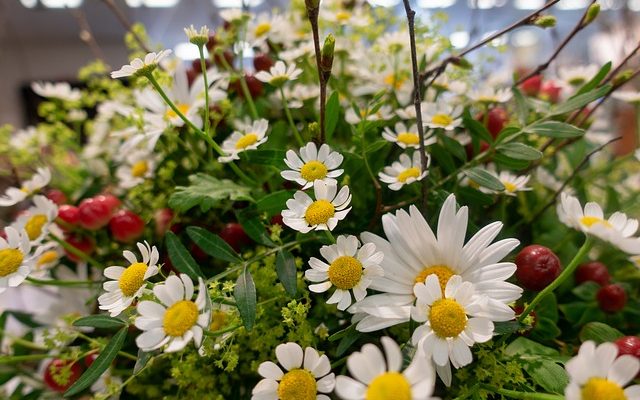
[306,235,384,310]
[350,194,521,332]
[134,274,210,353]
[378,152,430,191]
[282,180,352,233]
[0,228,38,293]
[218,119,269,163]
[252,342,335,400]
[335,336,437,400]
[98,241,160,317]
[281,142,344,190]
[0,167,51,207]
[10,195,58,244]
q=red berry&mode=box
[520,75,542,97]
[45,189,67,205]
[575,261,610,286]
[270,214,284,226]
[515,245,562,291]
[615,336,640,358]
[154,208,174,236]
[540,81,562,104]
[57,205,80,229]
[94,194,121,213]
[64,234,95,262]
[43,359,83,393]
[219,223,251,252]
[253,53,274,72]
[465,141,490,160]
[78,198,112,230]
[597,284,627,313]
[109,210,145,243]
[475,107,508,138]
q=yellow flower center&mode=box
[37,250,59,267]
[336,11,351,22]
[383,74,405,90]
[366,372,412,400]
[429,298,467,338]
[581,378,627,400]
[165,103,190,120]
[163,300,199,337]
[415,265,455,293]
[24,214,48,241]
[396,132,420,146]
[118,262,148,297]
[304,200,335,226]
[580,216,612,229]
[397,167,421,183]
[131,161,149,178]
[328,256,363,290]
[277,369,317,400]
[235,133,259,150]
[0,248,24,277]
[300,160,328,182]
[255,22,271,37]
[503,181,517,193]
[431,113,453,126]
[209,310,227,331]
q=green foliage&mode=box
[169,174,254,213]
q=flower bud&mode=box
[308,122,320,140]
[582,3,600,27]
[184,25,210,47]
[320,34,335,74]
[533,15,557,28]
[451,57,473,70]
[612,69,634,87]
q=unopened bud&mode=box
[582,3,600,26]
[533,15,557,28]
[451,57,473,70]
[308,122,320,140]
[320,34,335,74]
[613,69,634,87]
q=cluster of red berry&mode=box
[42,354,96,393]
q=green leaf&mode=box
[237,210,276,247]
[276,250,297,296]
[168,174,253,213]
[64,327,127,397]
[431,143,457,174]
[493,153,530,170]
[526,121,585,138]
[512,87,529,124]
[441,134,466,162]
[495,126,522,144]
[234,269,256,331]
[574,62,612,97]
[325,91,340,141]
[494,320,527,335]
[256,190,295,216]
[572,282,600,301]
[72,315,127,330]
[165,231,205,279]
[496,142,542,161]
[463,111,493,144]
[186,226,242,264]
[133,349,153,374]
[550,85,611,116]
[579,322,624,343]
[530,317,562,341]
[336,325,360,356]
[243,150,286,168]
[464,167,505,191]
[523,359,569,394]
[505,337,559,357]
[366,140,388,154]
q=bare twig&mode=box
[101,0,152,54]
[71,9,108,66]
[601,40,640,86]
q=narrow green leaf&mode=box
[243,150,286,168]
[495,126,522,144]
[463,111,493,144]
[165,231,205,279]
[493,153,530,170]
[133,349,153,374]
[431,143,457,173]
[325,91,340,141]
[237,211,275,247]
[336,325,360,356]
[441,134,466,162]
[234,269,256,331]
[512,87,529,123]
[276,250,297,296]
[366,140,388,154]
[574,62,612,97]
[464,167,505,191]
[579,322,624,343]
[526,121,584,138]
[73,315,127,330]
[496,142,542,161]
[256,190,295,216]
[550,85,611,116]
[64,327,127,397]
[186,226,242,264]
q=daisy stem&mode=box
[26,277,100,287]
[198,45,211,138]
[48,233,101,269]
[0,329,48,351]
[518,236,593,322]
[324,230,336,244]
[480,385,563,400]
[279,87,304,146]
[76,332,138,361]
[203,324,242,337]
[0,354,55,363]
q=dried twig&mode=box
[71,9,108,66]
[101,0,152,54]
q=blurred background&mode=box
[1,0,639,128]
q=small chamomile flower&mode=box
[10,195,58,244]
[0,228,38,294]
[468,87,513,104]
[480,171,531,196]
[0,167,51,207]
[31,81,81,102]
[305,235,384,310]
[379,152,430,191]
[184,24,209,45]
[282,180,352,233]
[98,241,160,317]
[345,104,394,125]
[558,64,599,87]
[281,142,344,190]
[255,60,302,87]
[110,50,172,79]
[116,150,157,189]
[135,274,210,353]
[252,342,335,400]
[422,103,462,130]
[612,91,640,104]
[382,122,436,149]
[32,243,63,276]
[218,119,269,163]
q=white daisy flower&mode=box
[345,104,394,125]
[110,49,172,79]
[395,102,429,121]
[0,228,38,294]
[279,84,317,109]
[31,243,63,276]
[350,194,522,332]
[382,122,436,149]
[557,193,640,254]
[467,87,513,104]
[98,241,160,317]
[422,102,462,131]
[379,152,430,191]
[134,274,210,353]
[247,13,286,45]
[412,275,494,384]
[252,342,335,400]
[116,150,157,190]
[0,167,51,207]
[31,81,81,102]
[564,341,640,400]
[218,119,269,163]
[612,91,640,104]
[480,171,531,196]
[10,195,58,244]
[558,64,599,87]
[219,9,249,23]
[281,142,344,190]
[335,336,437,400]
[282,180,352,233]
[431,76,468,95]
[322,8,371,27]
[255,61,302,87]
[305,235,384,310]
[184,24,209,44]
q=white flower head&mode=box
[281,142,344,190]
[480,171,531,196]
[252,342,335,400]
[184,24,209,45]
[218,119,269,163]
[0,167,51,207]
[255,61,302,87]
[558,64,599,87]
[282,180,352,233]
[468,87,512,104]
[99,241,160,317]
[613,91,640,105]
[116,150,157,190]
[345,104,394,125]
[379,152,430,191]
[219,9,249,23]
[31,81,81,102]
[135,274,210,353]
[557,193,640,253]
[111,50,172,79]
[335,337,437,400]
[10,195,58,244]
[422,102,462,130]
[382,122,436,149]
[564,341,640,400]
[0,228,38,294]
[306,235,384,310]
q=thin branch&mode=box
[101,0,152,54]
[602,40,640,86]
[71,9,108,66]
[305,4,327,143]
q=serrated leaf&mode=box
[550,85,611,116]
[256,190,295,216]
[574,62,612,97]
[168,174,253,213]
[243,150,286,168]
[234,269,256,331]
[73,315,127,329]
[64,327,127,397]
[186,226,242,264]
[464,167,505,191]
[494,320,527,335]
[497,142,542,161]
[325,91,340,141]
[237,210,275,247]
[276,250,297,296]
[165,231,205,279]
[526,121,584,138]
[579,322,624,343]
[505,337,559,357]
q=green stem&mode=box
[26,277,100,287]
[76,332,138,361]
[279,87,304,146]
[48,233,101,268]
[198,45,210,138]
[203,324,242,337]
[0,354,54,363]
[519,236,593,322]
[239,77,259,119]
[0,329,48,350]
[324,230,336,244]
[481,384,563,400]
